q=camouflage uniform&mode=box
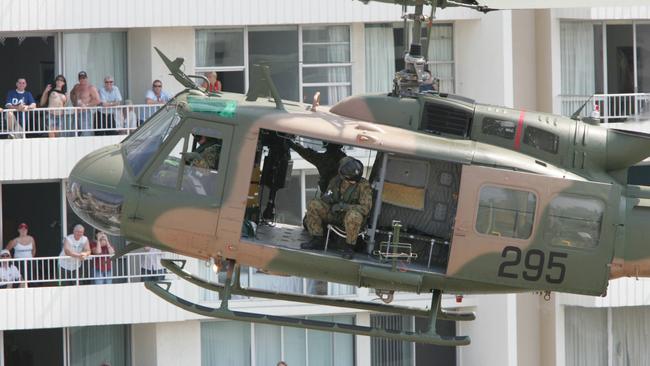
[193,141,221,170]
[304,176,373,245]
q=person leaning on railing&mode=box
[58,224,91,285]
[40,74,69,138]
[91,231,115,285]
[97,75,122,136]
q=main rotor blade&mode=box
[482,0,649,8]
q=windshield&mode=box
[124,106,182,177]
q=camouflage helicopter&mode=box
[66,0,650,346]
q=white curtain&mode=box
[365,24,395,93]
[427,25,454,93]
[612,306,650,366]
[196,30,208,67]
[565,306,607,366]
[63,32,127,98]
[327,26,352,104]
[201,321,251,366]
[561,22,596,96]
[254,324,281,366]
[69,325,128,366]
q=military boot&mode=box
[301,236,324,250]
[342,245,354,260]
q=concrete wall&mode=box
[512,10,538,111]
[516,293,542,366]
[156,321,202,366]
[457,294,517,366]
[132,323,158,366]
[534,10,554,114]
[454,11,514,107]
[127,28,153,105]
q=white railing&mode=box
[0,252,357,298]
[0,104,162,138]
[559,93,650,123]
[0,252,177,287]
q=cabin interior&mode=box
[242,129,462,274]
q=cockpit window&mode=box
[523,126,559,154]
[482,117,516,140]
[124,107,181,176]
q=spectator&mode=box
[97,75,122,136]
[40,74,69,137]
[5,222,36,282]
[0,249,23,289]
[277,362,288,366]
[118,100,139,133]
[201,71,222,93]
[145,80,171,105]
[140,246,164,281]
[5,77,36,132]
[70,71,100,136]
[91,232,115,285]
[58,224,91,285]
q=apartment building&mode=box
[1,1,650,365]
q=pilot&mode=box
[301,157,372,259]
[288,140,347,194]
[187,134,221,170]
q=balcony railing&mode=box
[559,93,650,122]
[0,104,162,138]
[0,252,356,298]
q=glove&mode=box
[330,203,348,213]
[182,151,201,164]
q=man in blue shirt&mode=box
[5,78,36,131]
[97,75,122,136]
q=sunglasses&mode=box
[56,79,65,82]
[1,255,9,258]
[105,81,114,83]
[153,84,162,88]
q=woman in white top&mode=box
[6,222,36,282]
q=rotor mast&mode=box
[393,0,436,97]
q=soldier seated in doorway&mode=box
[301,157,372,259]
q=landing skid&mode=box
[144,259,473,346]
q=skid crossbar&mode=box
[160,259,475,322]
[145,280,471,346]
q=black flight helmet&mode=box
[338,157,363,182]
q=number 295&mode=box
[497,246,567,284]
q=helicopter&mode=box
[65,0,650,346]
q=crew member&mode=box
[302,157,372,259]
[288,140,347,194]
[188,134,221,170]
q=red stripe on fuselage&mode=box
[514,110,525,150]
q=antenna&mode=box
[570,95,594,121]
[246,64,285,110]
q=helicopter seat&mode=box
[324,223,367,252]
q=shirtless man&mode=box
[70,71,100,136]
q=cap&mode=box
[18,223,28,230]
[0,249,10,257]
[78,71,88,78]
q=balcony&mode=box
[559,93,650,123]
[0,252,358,330]
[0,104,162,138]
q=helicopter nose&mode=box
[67,144,126,235]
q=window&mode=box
[196,29,246,93]
[63,32,128,98]
[476,185,536,239]
[201,317,355,366]
[523,126,559,154]
[302,25,352,105]
[482,117,516,140]
[250,26,299,101]
[545,194,604,248]
[149,125,224,197]
[124,106,181,177]
[68,325,130,366]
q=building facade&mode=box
[1,1,650,366]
